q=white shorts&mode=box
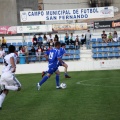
[0,72,21,88]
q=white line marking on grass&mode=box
[76,77,120,88]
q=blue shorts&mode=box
[47,67,58,74]
[57,61,65,67]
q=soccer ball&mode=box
[60,83,67,89]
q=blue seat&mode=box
[103,53,108,58]
[115,53,120,58]
[113,47,119,52]
[7,43,11,47]
[4,48,8,52]
[97,48,103,53]
[74,50,80,55]
[66,50,69,54]
[113,42,119,47]
[108,43,113,47]
[65,45,69,49]
[28,42,33,46]
[92,54,97,59]
[92,44,97,48]
[69,45,74,49]
[0,58,3,63]
[12,42,17,46]
[74,55,80,60]
[97,38,102,43]
[102,43,107,47]
[109,48,113,52]
[91,38,96,42]
[69,55,74,60]
[41,57,46,61]
[69,50,74,55]
[103,48,109,52]
[17,42,22,47]
[28,47,31,51]
[23,42,27,46]
[97,43,102,48]
[92,49,97,53]
[108,53,114,58]
[62,56,69,60]
[98,53,103,58]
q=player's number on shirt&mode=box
[49,52,54,59]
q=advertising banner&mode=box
[17,25,52,33]
[20,6,114,22]
[0,26,17,34]
[94,21,112,29]
[52,23,87,31]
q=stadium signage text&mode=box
[20,6,114,22]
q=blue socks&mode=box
[56,75,60,86]
[39,76,49,86]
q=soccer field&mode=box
[0,70,120,120]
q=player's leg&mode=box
[42,71,47,78]
[0,90,9,110]
[55,69,61,89]
[62,62,71,78]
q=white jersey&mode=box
[2,53,17,73]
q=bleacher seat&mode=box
[98,53,103,58]
[23,42,27,46]
[28,42,32,46]
[92,44,97,48]
[109,48,113,53]
[102,43,107,47]
[91,38,96,43]
[92,48,97,53]
[74,50,80,55]
[113,47,119,52]
[12,42,17,46]
[62,56,69,60]
[103,48,109,52]
[69,50,74,55]
[115,53,120,58]
[113,42,119,47]
[7,43,11,47]
[4,48,8,53]
[108,43,113,47]
[69,55,74,60]
[92,53,97,59]
[17,42,22,47]
[98,48,103,53]
[65,45,69,49]
[74,55,80,60]
[69,45,74,49]
[0,58,3,63]
[103,53,108,58]
[97,38,102,43]
[108,53,114,58]
[97,43,102,48]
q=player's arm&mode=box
[44,51,49,61]
[63,53,71,56]
[10,57,16,73]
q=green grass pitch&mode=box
[0,70,120,120]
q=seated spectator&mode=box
[113,31,119,42]
[36,46,43,58]
[48,34,53,46]
[31,46,36,55]
[18,46,25,56]
[107,33,113,42]
[43,34,48,45]
[49,40,54,47]
[42,45,47,52]
[54,34,59,42]
[1,36,7,48]
[69,33,75,45]
[64,33,69,45]
[37,34,43,46]
[75,35,80,49]
[0,46,5,58]
[80,34,85,46]
[48,45,53,51]
[101,31,107,43]
[32,35,38,46]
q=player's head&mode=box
[61,43,66,48]
[55,42,61,49]
[9,45,16,53]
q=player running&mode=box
[0,45,21,110]
[37,42,63,90]
[42,43,71,78]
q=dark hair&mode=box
[61,43,66,47]
[55,42,61,47]
[9,45,15,53]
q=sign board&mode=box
[17,25,52,33]
[20,6,114,22]
[52,23,87,31]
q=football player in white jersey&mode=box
[0,45,21,110]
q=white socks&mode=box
[5,86,18,91]
[0,93,6,108]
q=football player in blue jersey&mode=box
[37,42,63,90]
[42,43,71,78]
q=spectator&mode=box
[43,34,48,45]
[1,36,7,48]
[32,35,38,46]
[101,31,107,43]
[107,33,113,42]
[54,34,59,42]
[37,34,43,46]
[42,45,47,52]
[18,46,25,56]
[113,31,119,42]
[48,45,53,51]
[31,46,36,55]
[49,40,54,47]
[75,35,80,49]
[24,46,29,64]
[36,46,43,58]
[64,33,69,45]
[0,46,5,58]
[48,34,53,46]
[85,30,91,49]
[80,34,85,46]
[69,33,75,45]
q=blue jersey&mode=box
[46,48,60,68]
[59,47,66,58]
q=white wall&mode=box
[0,59,120,74]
